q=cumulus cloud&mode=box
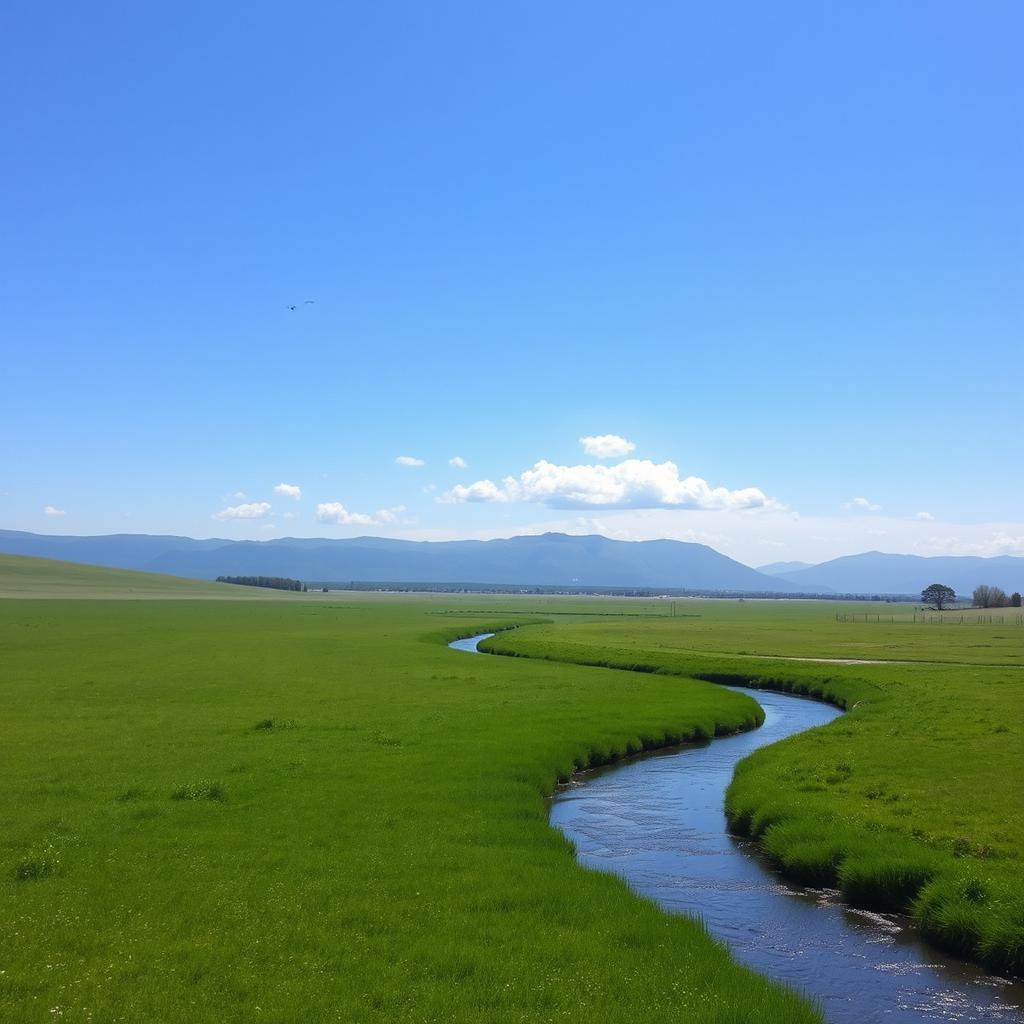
[373,505,407,524]
[442,478,512,504]
[273,482,302,500]
[449,456,468,469]
[213,501,272,521]
[441,459,777,511]
[916,511,934,521]
[396,455,425,467]
[43,505,66,517]
[579,434,636,459]
[316,502,406,526]
[844,497,882,512]
[317,502,374,525]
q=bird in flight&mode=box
[286,300,315,311]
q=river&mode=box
[451,631,1024,1023]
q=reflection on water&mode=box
[448,634,1023,1024]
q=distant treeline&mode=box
[973,585,1022,608]
[305,580,917,601]
[216,575,306,592]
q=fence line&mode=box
[833,611,1024,625]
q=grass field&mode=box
[484,602,1024,975]
[0,563,821,1023]
[3,561,1022,1023]
[0,553,301,600]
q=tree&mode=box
[922,583,955,610]
[1012,592,1022,608]
[974,584,1008,608]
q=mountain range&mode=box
[0,530,811,593]
[758,551,1024,597]
[0,530,1020,596]
[756,560,814,576]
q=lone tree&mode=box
[922,583,955,611]
[1012,592,1022,608]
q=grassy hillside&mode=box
[484,601,1024,975]
[0,597,818,1024]
[0,553,300,599]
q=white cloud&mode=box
[396,455,425,467]
[373,505,407,524]
[213,501,272,521]
[441,458,778,511]
[442,478,513,504]
[316,502,407,526]
[43,505,66,517]
[916,511,934,521]
[449,456,468,469]
[273,482,302,500]
[843,496,882,512]
[911,530,1024,558]
[579,434,636,459]
[316,502,375,526]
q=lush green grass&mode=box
[0,593,822,1024]
[486,599,1024,666]
[0,553,301,599]
[485,601,1024,975]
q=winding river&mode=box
[451,632,1024,1023]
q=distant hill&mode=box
[0,553,291,599]
[774,551,1024,597]
[0,530,816,594]
[756,560,814,576]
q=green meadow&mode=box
[2,562,1022,1023]
[484,601,1024,975]
[1,566,813,1023]
[0,553,293,600]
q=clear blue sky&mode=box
[2,2,1021,564]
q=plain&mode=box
[484,600,1024,974]
[3,561,1022,1023]
[1,570,816,1024]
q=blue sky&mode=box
[2,2,1022,564]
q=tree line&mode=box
[921,582,1021,610]
[973,584,1022,608]
[216,575,306,592]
